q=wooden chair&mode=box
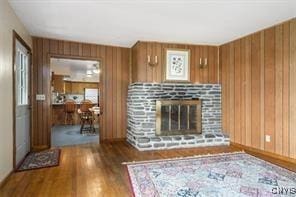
[64,99,76,125]
[79,100,94,134]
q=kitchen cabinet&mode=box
[52,74,65,93]
[64,81,72,94]
[52,74,99,94]
[71,82,99,94]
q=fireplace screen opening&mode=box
[156,100,202,136]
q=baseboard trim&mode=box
[101,138,126,142]
[0,170,13,189]
[31,145,49,152]
[231,142,296,164]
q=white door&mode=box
[15,40,30,165]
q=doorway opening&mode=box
[50,58,101,147]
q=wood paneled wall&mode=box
[32,37,130,149]
[220,18,296,159]
[132,41,219,83]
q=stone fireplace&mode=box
[127,83,229,151]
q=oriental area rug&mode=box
[17,149,60,172]
[126,152,296,197]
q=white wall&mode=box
[0,0,31,182]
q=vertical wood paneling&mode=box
[251,33,261,149]
[282,22,290,157]
[202,46,209,83]
[131,41,219,83]
[32,37,130,148]
[138,42,147,82]
[49,40,58,54]
[221,45,227,134]
[226,44,231,133]
[63,41,70,55]
[240,38,246,145]
[275,25,283,155]
[260,32,265,150]
[220,18,296,159]
[122,48,129,138]
[229,43,235,142]
[146,43,153,82]
[82,44,91,57]
[245,36,252,147]
[116,48,122,139]
[106,46,113,139]
[213,47,218,83]
[189,46,196,82]
[264,27,275,152]
[58,41,64,54]
[151,42,157,82]
[289,19,296,158]
[43,39,50,146]
[112,47,117,139]
[78,43,82,56]
[36,38,43,146]
[234,40,241,143]
[155,43,162,82]
[208,47,215,83]
[199,46,205,83]
[194,46,201,83]
[131,44,138,83]
[70,42,79,56]
[98,45,107,140]
[90,44,97,57]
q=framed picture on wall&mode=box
[164,48,190,82]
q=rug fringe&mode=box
[122,151,245,165]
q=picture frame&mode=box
[164,48,190,82]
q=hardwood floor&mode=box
[0,142,295,197]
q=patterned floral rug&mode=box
[126,152,296,197]
[17,149,61,171]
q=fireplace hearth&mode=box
[127,83,229,151]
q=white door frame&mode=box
[12,31,32,169]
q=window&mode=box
[16,42,29,106]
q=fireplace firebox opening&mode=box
[156,99,202,136]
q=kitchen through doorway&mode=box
[50,58,101,147]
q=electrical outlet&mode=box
[265,135,271,142]
[36,94,46,101]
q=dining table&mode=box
[77,106,101,134]
[88,107,101,133]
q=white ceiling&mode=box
[51,58,100,82]
[9,0,296,47]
